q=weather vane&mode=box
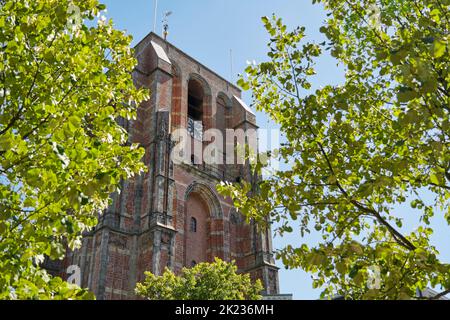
[162,10,172,40]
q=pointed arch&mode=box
[184,181,223,219]
[216,92,232,109]
[188,73,212,97]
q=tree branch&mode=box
[430,289,450,300]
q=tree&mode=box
[0,0,148,299]
[218,0,450,299]
[135,258,263,300]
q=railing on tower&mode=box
[187,116,203,140]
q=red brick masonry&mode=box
[60,32,279,300]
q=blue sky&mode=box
[99,0,450,299]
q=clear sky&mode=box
[99,0,450,299]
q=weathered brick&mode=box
[56,32,279,300]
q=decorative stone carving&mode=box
[161,231,172,245]
[157,117,167,139]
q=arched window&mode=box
[190,217,197,232]
[187,79,204,140]
[188,80,203,121]
[191,260,197,267]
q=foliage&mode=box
[135,258,263,300]
[219,0,450,299]
[0,0,148,299]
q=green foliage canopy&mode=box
[135,258,263,300]
[0,0,148,299]
[219,0,450,299]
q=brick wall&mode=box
[60,32,279,299]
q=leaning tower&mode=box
[62,32,279,300]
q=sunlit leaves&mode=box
[0,0,148,299]
[432,39,447,58]
[218,0,450,300]
[135,258,263,300]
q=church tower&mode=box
[65,32,279,299]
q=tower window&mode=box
[187,80,204,121]
[187,79,204,140]
[190,217,197,233]
[188,95,203,120]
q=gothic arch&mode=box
[217,92,232,109]
[187,73,212,97]
[184,182,223,219]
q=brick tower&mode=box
[64,32,279,299]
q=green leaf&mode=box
[349,242,363,255]
[430,173,440,185]
[68,115,81,131]
[433,39,446,58]
[397,88,417,103]
[336,261,346,275]
[237,78,250,90]
[0,222,7,234]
